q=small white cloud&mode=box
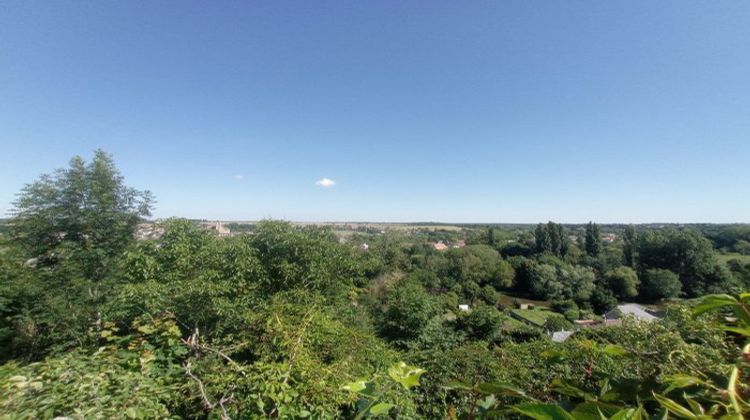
[315,177,336,187]
[233,175,244,181]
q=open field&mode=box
[206,220,467,232]
[498,294,551,309]
[510,308,566,327]
[718,252,750,264]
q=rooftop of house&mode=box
[605,303,660,322]
[551,330,575,342]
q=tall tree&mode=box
[556,223,570,256]
[535,222,569,257]
[9,150,153,279]
[623,224,638,268]
[534,223,552,254]
[584,221,602,257]
[487,227,496,247]
[548,221,561,256]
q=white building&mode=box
[604,303,660,324]
[551,330,575,343]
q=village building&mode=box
[604,303,660,325]
[602,233,617,243]
[135,223,165,240]
[431,239,466,251]
[550,330,575,343]
[202,221,232,237]
[432,241,449,251]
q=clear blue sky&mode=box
[1,1,749,223]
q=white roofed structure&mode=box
[605,304,660,323]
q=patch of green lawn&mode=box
[718,252,750,264]
[510,308,565,327]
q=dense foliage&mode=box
[1,152,750,418]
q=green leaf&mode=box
[541,349,568,363]
[609,407,647,420]
[722,326,750,337]
[692,295,738,316]
[683,395,703,416]
[125,407,138,419]
[652,393,697,419]
[602,344,628,357]
[571,402,621,420]
[442,380,474,391]
[663,374,707,393]
[136,325,156,335]
[550,379,595,401]
[341,380,368,393]
[387,362,426,390]
[477,382,527,398]
[369,402,394,416]
[512,403,575,420]
[477,394,497,410]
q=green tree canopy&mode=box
[379,280,439,343]
[445,245,512,289]
[623,224,638,268]
[638,229,732,297]
[9,150,153,279]
[584,221,602,257]
[605,266,640,299]
[534,222,569,257]
[640,268,682,300]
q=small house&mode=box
[551,330,574,343]
[432,241,449,251]
[604,304,660,325]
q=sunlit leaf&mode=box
[609,406,647,420]
[722,326,750,337]
[692,295,738,316]
[442,380,474,391]
[551,379,595,400]
[341,380,368,393]
[571,401,621,420]
[663,374,707,393]
[477,382,527,397]
[477,394,497,410]
[387,362,426,390]
[369,402,394,416]
[683,395,704,416]
[602,345,628,357]
[512,403,575,420]
[652,393,697,418]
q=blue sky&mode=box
[1,1,749,223]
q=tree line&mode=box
[1,151,750,418]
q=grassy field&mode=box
[718,252,750,264]
[510,308,565,327]
[502,315,529,329]
[498,294,551,309]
